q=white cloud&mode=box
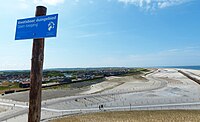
[34,0,65,6]
[118,0,192,10]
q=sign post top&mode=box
[36,6,47,16]
[15,14,58,40]
[35,6,47,16]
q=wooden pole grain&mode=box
[28,6,47,122]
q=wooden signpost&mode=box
[28,6,46,122]
[15,6,58,122]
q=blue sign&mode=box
[15,14,58,40]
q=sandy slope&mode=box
[2,68,200,122]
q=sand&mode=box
[51,110,200,122]
[1,68,200,121]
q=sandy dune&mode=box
[1,68,200,122]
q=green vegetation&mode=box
[51,110,200,122]
[77,77,104,82]
[42,79,58,84]
[122,68,150,76]
[129,68,150,73]
[45,84,70,90]
[44,71,65,77]
[0,86,10,91]
[0,82,19,91]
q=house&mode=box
[19,81,30,88]
[59,78,72,83]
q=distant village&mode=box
[0,68,134,89]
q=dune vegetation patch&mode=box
[51,110,200,122]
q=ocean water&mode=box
[161,66,200,70]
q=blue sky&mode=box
[0,0,200,70]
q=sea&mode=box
[159,66,200,70]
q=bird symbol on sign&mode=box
[48,22,55,31]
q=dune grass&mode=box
[51,110,200,122]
